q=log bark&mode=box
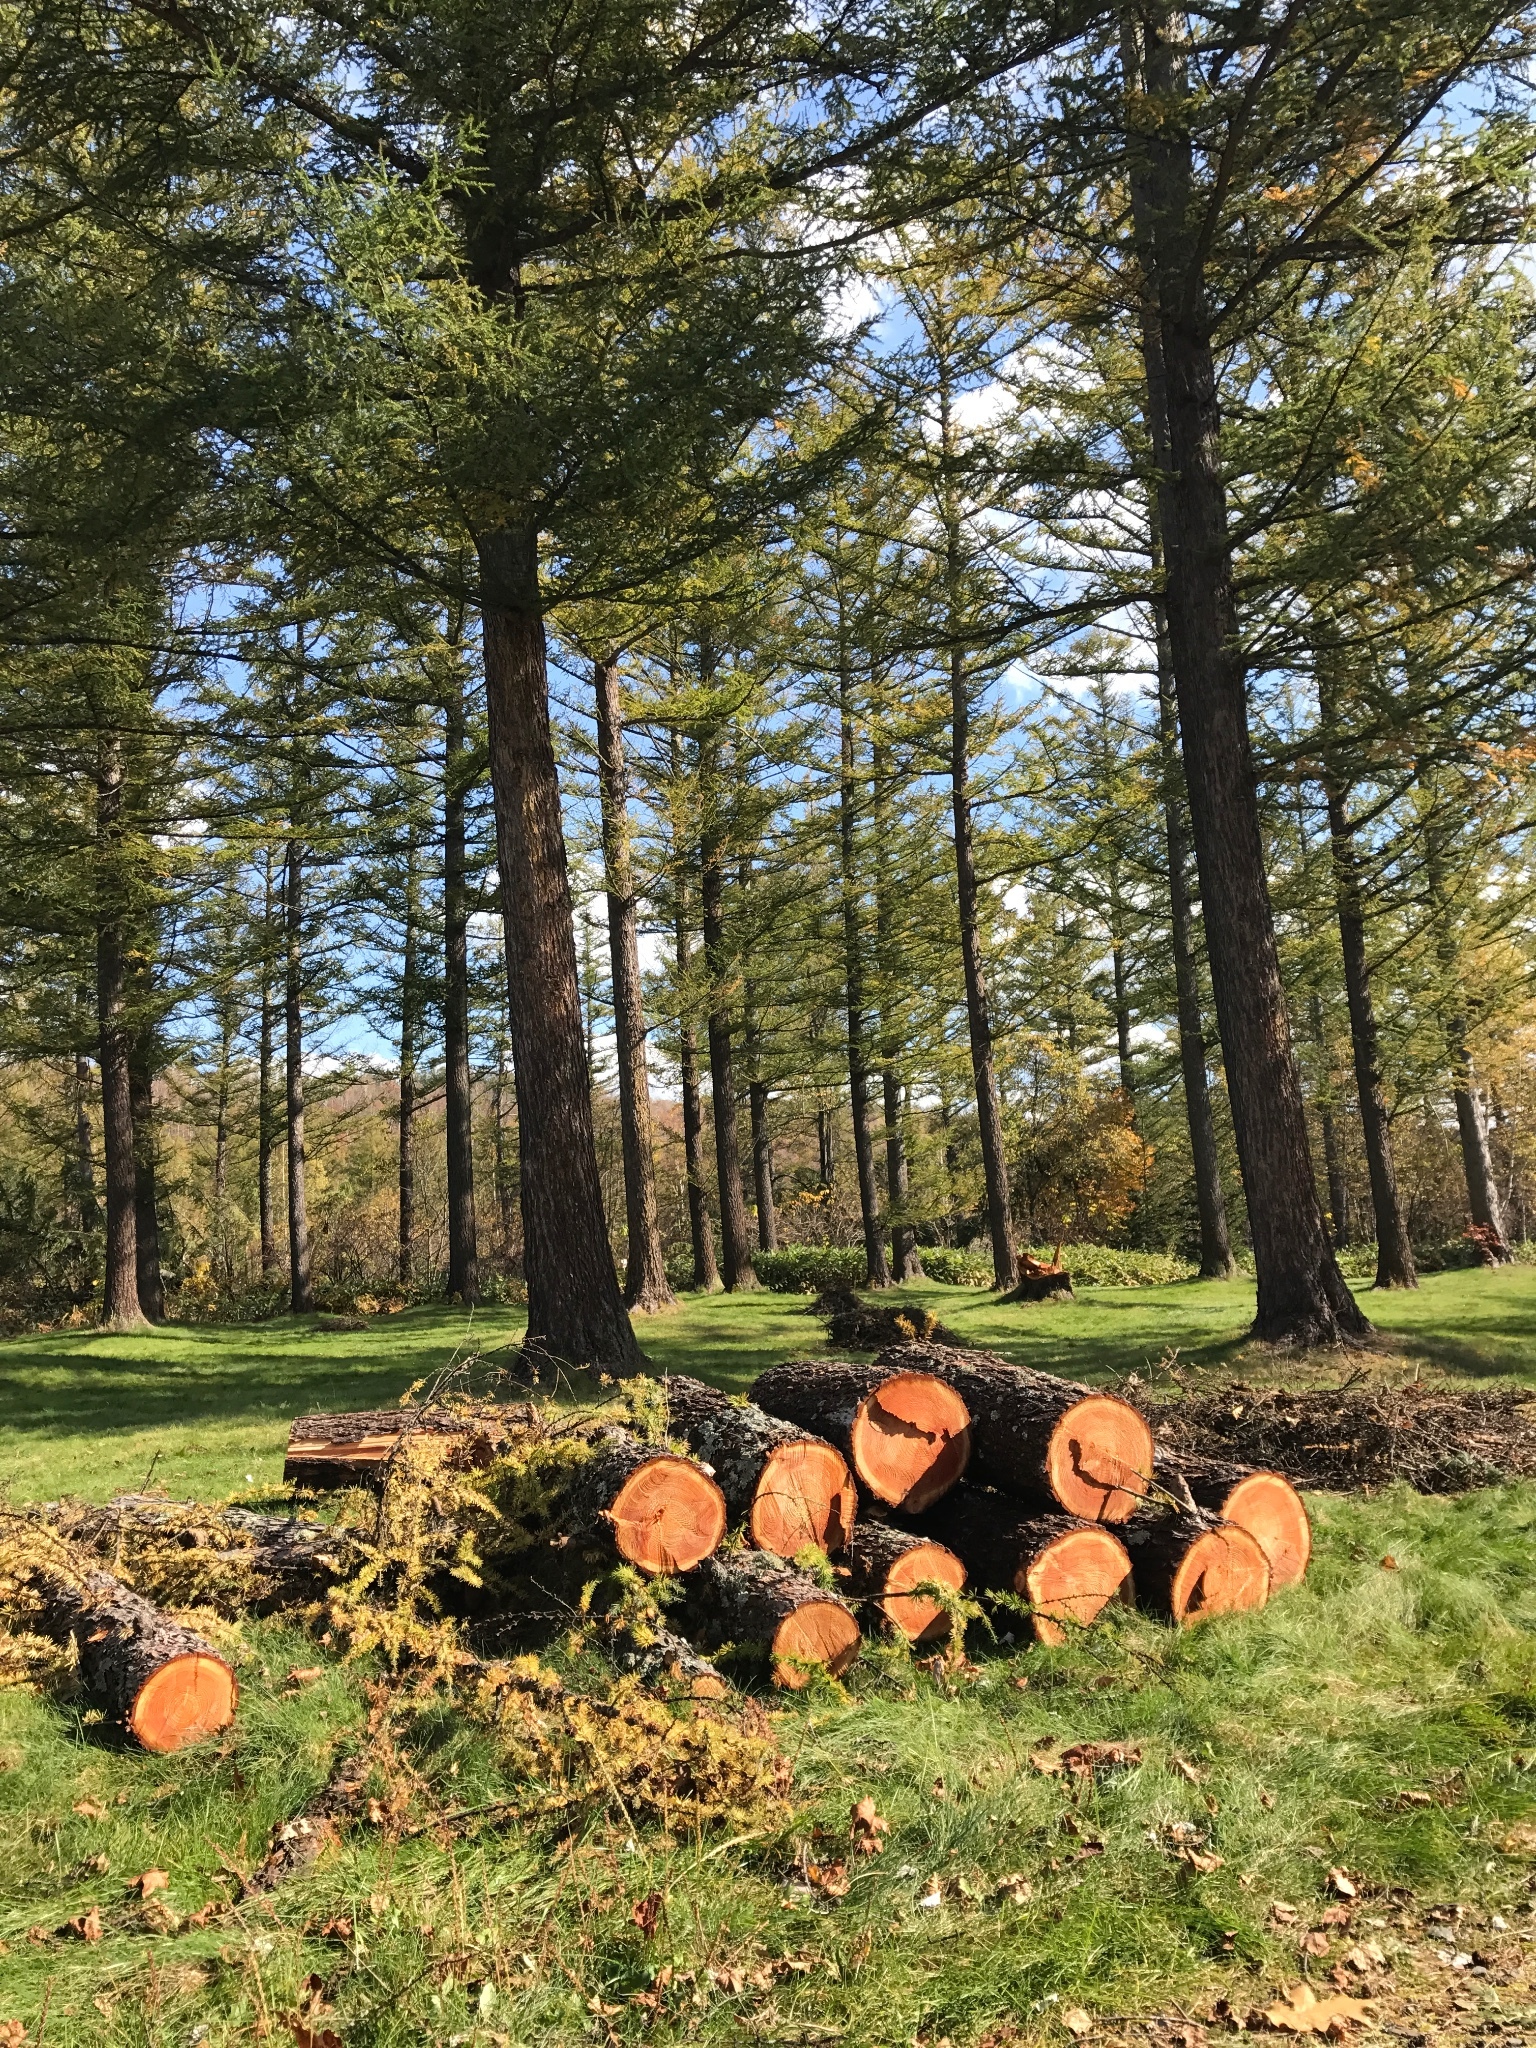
[750,1359,970,1513]
[663,1376,856,1558]
[561,1427,726,1575]
[840,1521,963,1645]
[606,1622,728,1699]
[245,1753,372,1894]
[45,1493,356,1610]
[1154,1450,1311,1591]
[594,654,675,1313]
[1120,1510,1270,1627]
[1123,12,1368,1346]
[477,525,643,1370]
[1005,1270,1074,1304]
[912,1487,1132,1647]
[682,1550,860,1689]
[284,1406,536,1489]
[877,1342,1153,1523]
[444,674,480,1304]
[32,1566,237,1751]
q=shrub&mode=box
[918,1247,994,1287]
[752,1245,869,1293]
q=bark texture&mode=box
[1120,1509,1270,1626]
[477,526,642,1370]
[560,1426,726,1575]
[912,1488,1133,1644]
[1152,1448,1312,1590]
[258,849,278,1276]
[1124,11,1367,1344]
[697,715,756,1291]
[841,1521,964,1644]
[593,655,675,1312]
[398,842,419,1287]
[750,1358,971,1512]
[284,1405,535,1489]
[838,655,892,1287]
[127,1026,164,1321]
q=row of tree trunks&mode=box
[32,1566,237,1752]
[911,1489,1133,1646]
[875,1343,1153,1523]
[751,1360,971,1513]
[683,1550,860,1689]
[663,1377,856,1557]
[841,1522,962,1645]
[284,1406,536,1489]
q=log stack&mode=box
[663,1377,856,1559]
[750,1359,971,1513]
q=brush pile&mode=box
[2,1341,1320,1755]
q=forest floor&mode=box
[3,1267,1536,2045]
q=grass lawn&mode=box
[2,1268,1536,2044]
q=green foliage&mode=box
[752,1245,870,1293]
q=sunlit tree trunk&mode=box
[284,837,313,1314]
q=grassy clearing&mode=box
[2,1269,1536,2044]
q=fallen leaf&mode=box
[1059,1741,1141,1780]
[995,1873,1033,1905]
[1343,1943,1386,1972]
[1172,1757,1203,1784]
[72,1799,108,1821]
[25,1928,49,1945]
[807,1860,850,1899]
[283,2024,342,2048]
[630,1891,664,1938]
[132,1869,169,1899]
[1062,2009,1094,2038]
[186,1904,219,1929]
[0,2022,26,2047]
[1501,1820,1536,1856]
[1261,1981,1374,2034]
[1270,1902,1299,1925]
[1011,1675,1030,1691]
[63,1907,102,1943]
[318,1916,353,1941]
[1260,1791,1276,1811]
[1326,1867,1358,1898]
[850,1797,889,1854]
[80,1853,110,1876]
[917,1876,943,1908]
[930,1775,948,1799]
[1031,1749,1064,1775]
[1380,1556,1398,1571]
[1319,1904,1352,1928]
[1300,1930,1330,1956]
[283,1667,323,1691]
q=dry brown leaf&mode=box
[1300,1930,1330,1956]
[318,1916,354,1941]
[63,1907,102,1943]
[1319,1904,1352,1928]
[186,1903,219,1929]
[131,1869,169,1899]
[80,1853,109,1876]
[1379,1556,1398,1571]
[283,2023,342,2048]
[1059,1741,1142,1779]
[630,1890,664,1938]
[1270,1902,1299,1925]
[850,1796,889,1854]
[1172,1757,1204,1784]
[1344,1944,1385,1971]
[807,1860,850,1899]
[72,1798,107,1821]
[1063,2009,1094,2038]
[1326,1867,1358,1898]
[995,1873,1033,1905]
[283,1667,323,1691]
[1260,1790,1276,1811]
[1261,1981,1373,2034]
[0,2021,27,2047]
[1501,1820,1536,1856]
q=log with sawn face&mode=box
[749,1359,971,1513]
[662,1375,855,1557]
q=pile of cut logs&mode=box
[11,1341,1311,1752]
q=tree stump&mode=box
[840,1522,964,1644]
[33,1568,237,1751]
[284,1404,536,1488]
[1005,1270,1074,1304]
[663,1376,856,1557]
[915,1487,1133,1645]
[750,1359,971,1513]
[563,1428,727,1575]
[874,1342,1152,1522]
[1156,1450,1311,1590]
[683,1551,861,1689]
[1121,1512,1270,1626]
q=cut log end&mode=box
[1047,1396,1154,1523]
[850,1373,971,1511]
[1022,1525,1134,1647]
[770,1600,862,1689]
[127,1654,238,1753]
[607,1455,726,1574]
[749,1441,857,1559]
[1168,1525,1270,1627]
[878,1539,966,1645]
[1221,1472,1311,1591]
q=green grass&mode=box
[3,1267,1536,2044]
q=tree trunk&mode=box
[283,838,313,1314]
[842,1521,964,1645]
[910,1489,1133,1647]
[127,1028,164,1321]
[1310,990,1351,1251]
[872,737,923,1281]
[1154,599,1233,1278]
[681,1550,860,1689]
[663,1375,855,1557]
[817,1108,836,1188]
[95,737,143,1330]
[258,848,278,1277]
[838,653,892,1288]
[1109,909,1136,1107]
[398,841,418,1289]
[750,1357,971,1512]
[748,1077,778,1252]
[31,1566,236,1751]
[1323,776,1416,1286]
[697,715,757,1291]
[73,1052,98,1234]
[444,678,480,1304]
[476,525,641,1370]
[1451,1046,1510,1254]
[1123,10,1367,1344]
[491,1032,516,1254]
[593,655,675,1312]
